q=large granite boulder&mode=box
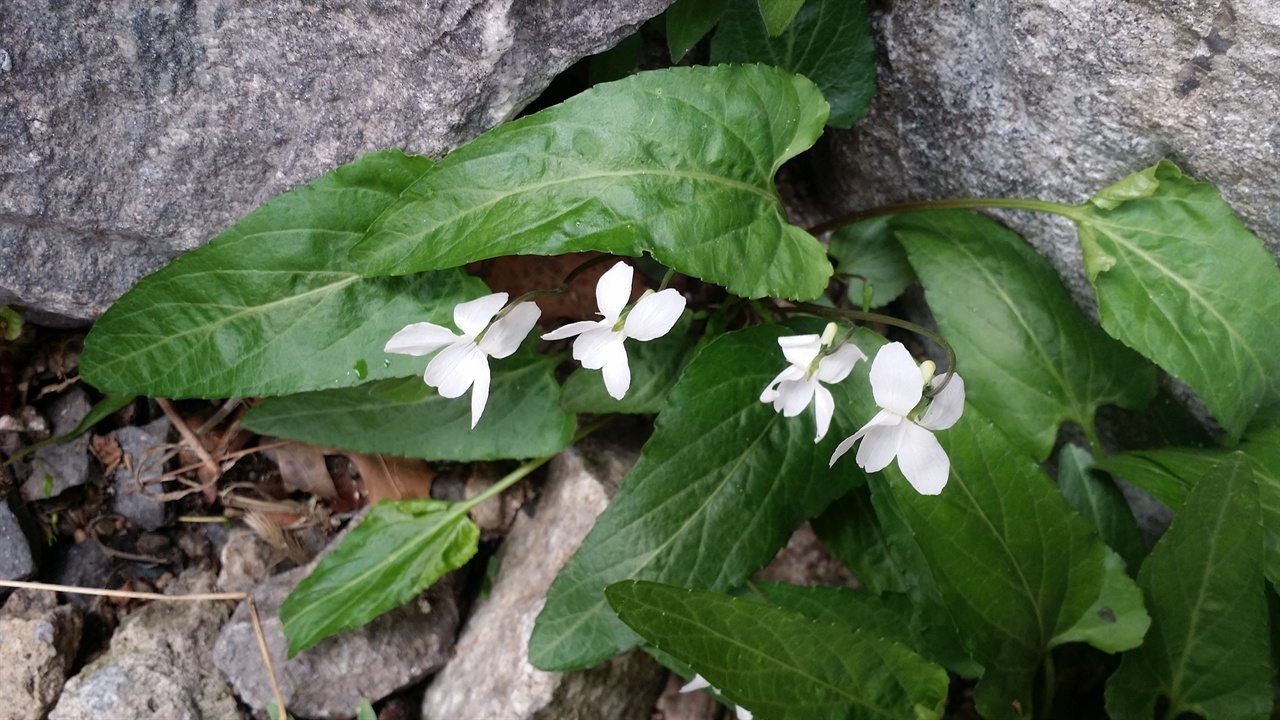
[0,0,673,325]
[813,0,1280,298]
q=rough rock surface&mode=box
[0,590,82,720]
[19,388,92,501]
[48,569,239,720]
[818,0,1280,301]
[107,418,174,531]
[0,490,38,580]
[213,538,459,718]
[422,440,666,720]
[1,0,674,325]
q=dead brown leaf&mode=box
[345,453,435,503]
[89,434,123,474]
[264,441,338,500]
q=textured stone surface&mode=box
[107,418,174,531]
[0,490,38,581]
[213,533,459,718]
[422,440,665,720]
[19,387,93,501]
[49,569,240,720]
[1,0,674,325]
[0,590,82,720]
[816,0,1280,302]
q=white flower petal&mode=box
[735,707,753,720]
[816,344,866,384]
[453,293,508,338]
[869,342,924,416]
[624,288,685,341]
[679,675,711,693]
[469,356,491,428]
[384,322,458,356]
[897,422,951,494]
[601,347,632,400]
[478,301,540,359]
[423,342,485,399]
[855,418,908,473]
[778,334,822,368]
[831,409,900,466]
[830,434,857,466]
[760,366,806,404]
[596,262,634,323]
[813,384,835,442]
[920,372,966,431]
[573,327,625,369]
[541,319,604,342]
[779,378,816,417]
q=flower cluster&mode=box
[384,261,686,427]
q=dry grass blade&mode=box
[156,398,220,481]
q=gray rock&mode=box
[213,532,460,718]
[819,0,1280,305]
[107,418,174,531]
[0,590,82,720]
[422,441,665,720]
[1,0,675,325]
[215,529,283,595]
[19,387,92,501]
[48,542,113,613]
[0,490,38,581]
[49,569,240,720]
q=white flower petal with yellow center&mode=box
[759,331,866,442]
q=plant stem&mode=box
[1081,419,1107,460]
[807,197,1085,237]
[458,416,612,512]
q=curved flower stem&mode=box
[784,302,959,396]
[806,197,1086,237]
[496,254,635,323]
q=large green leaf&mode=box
[666,0,730,62]
[712,0,875,127]
[607,581,949,720]
[1070,161,1280,439]
[81,149,486,398]
[810,484,910,594]
[348,66,832,301]
[826,217,916,310]
[559,313,701,415]
[1057,444,1146,574]
[1097,428,1280,587]
[885,410,1150,720]
[241,346,575,461]
[280,498,479,654]
[529,324,874,670]
[1106,455,1272,719]
[757,0,805,35]
[894,210,1155,460]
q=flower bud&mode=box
[919,360,936,385]
[820,322,838,347]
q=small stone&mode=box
[48,542,113,613]
[20,388,92,501]
[106,418,174,531]
[0,490,39,581]
[215,529,280,594]
[0,590,82,720]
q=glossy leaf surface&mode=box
[529,324,874,670]
[757,0,805,35]
[895,210,1155,460]
[811,484,909,594]
[712,0,875,127]
[349,66,832,301]
[1106,455,1271,719]
[1072,161,1280,439]
[281,498,479,654]
[1057,444,1146,573]
[81,149,485,398]
[608,581,949,720]
[666,0,729,61]
[886,410,1150,719]
[242,347,574,461]
[826,217,916,309]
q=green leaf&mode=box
[607,581,950,720]
[1071,160,1280,439]
[0,306,22,341]
[348,66,832,302]
[895,210,1156,460]
[885,409,1150,719]
[81,149,487,398]
[1097,428,1280,587]
[356,699,376,720]
[826,218,916,309]
[1057,444,1147,574]
[559,313,700,414]
[712,0,876,127]
[810,484,910,594]
[666,0,730,62]
[242,345,574,461]
[757,0,805,35]
[588,32,642,86]
[529,324,874,670]
[281,498,479,655]
[3,393,135,466]
[1105,455,1272,719]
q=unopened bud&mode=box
[919,360,936,385]
[820,322,838,347]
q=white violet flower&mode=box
[829,341,965,495]
[384,292,541,428]
[680,674,753,720]
[759,322,866,443]
[541,261,686,400]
